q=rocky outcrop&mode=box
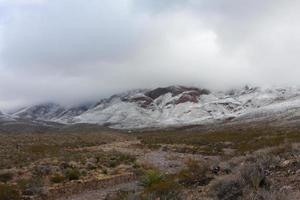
[145,86,209,100]
[123,96,154,109]
[175,90,203,104]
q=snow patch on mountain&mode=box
[10,85,300,129]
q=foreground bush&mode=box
[209,153,278,200]
[18,176,44,196]
[240,163,268,191]
[209,175,243,200]
[142,177,182,200]
[140,170,182,200]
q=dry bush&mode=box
[141,177,182,200]
[140,170,163,188]
[243,189,296,200]
[140,169,182,200]
[178,159,211,187]
[209,175,243,200]
[251,151,280,170]
[19,176,44,196]
[239,163,268,191]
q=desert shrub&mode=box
[64,168,80,181]
[140,170,163,188]
[178,159,211,187]
[19,176,44,196]
[33,164,52,177]
[50,174,65,184]
[247,152,279,171]
[239,163,268,191]
[140,169,182,199]
[132,162,144,177]
[0,184,20,200]
[0,172,13,183]
[142,177,182,200]
[99,152,136,168]
[209,175,243,200]
[243,189,292,200]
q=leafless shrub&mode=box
[243,189,294,200]
[239,163,268,191]
[209,175,243,200]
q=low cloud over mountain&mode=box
[0,0,300,110]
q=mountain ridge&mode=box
[6,85,300,129]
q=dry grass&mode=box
[136,126,300,155]
[0,131,137,199]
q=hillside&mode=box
[9,85,300,129]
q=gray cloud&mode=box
[0,0,300,111]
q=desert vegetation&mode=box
[0,125,300,199]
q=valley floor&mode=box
[1,124,300,200]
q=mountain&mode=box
[12,103,94,122]
[0,110,14,122]
[9,85,300,129]
[13,103,65,120]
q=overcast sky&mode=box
[0,0,300,111]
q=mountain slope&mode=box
[12,103,93,122]
[10,86,300,129]
[72,86,300,128]
[0,110,14,122]
[13,103,65,120]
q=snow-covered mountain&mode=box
[0,110,14,122]
[13,103,65,121]
[10,85,300,129]
[12,103,93,122]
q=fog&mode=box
[0,0,300,111]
